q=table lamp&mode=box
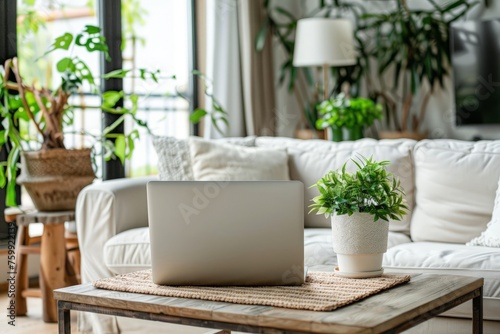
[293,18,356,100]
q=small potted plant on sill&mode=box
[315,94,382,142]
[309,156,408,278]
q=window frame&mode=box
[1,0,199,182]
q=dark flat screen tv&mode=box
[451,19,500,125]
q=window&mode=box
[121,0,192,177]
[13,0,195,179]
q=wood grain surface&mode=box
[54,274,483,333]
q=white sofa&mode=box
[76,137,500,334]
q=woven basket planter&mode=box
[17,148,95,211]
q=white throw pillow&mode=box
[188,137,290,181]
[467,177,500,247]
[152,136,194,181]
[411,140,500,243]
[152,136,256,181]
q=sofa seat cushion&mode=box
[384,242,500,320]
[305,228,412,267]
[104,227,412,275]
[104,227,151,275]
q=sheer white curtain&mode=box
[204,0,275,138]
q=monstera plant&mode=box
[0,25,151,210]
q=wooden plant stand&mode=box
[5,209,79,323]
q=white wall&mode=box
[273,0,500,140]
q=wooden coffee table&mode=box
[54,273,483,334]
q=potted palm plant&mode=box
[358,0,476,138]
[1,26,164,210]
[315,94,382,142]
[309,156,408,278]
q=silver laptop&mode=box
[147,180,304,286]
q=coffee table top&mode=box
[55,273,483,334]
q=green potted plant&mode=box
[0,25,223,210]
[315,94,382,142]
[309,156,408,277]
[358,0,476,139]
[0,26,122,210]
[256,1,364,140]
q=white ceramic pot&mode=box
[331,212,389,277]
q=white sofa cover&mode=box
[76,137,500,334]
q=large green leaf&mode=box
[0,165,5,188]
[126,129,140,159]
[56,57,74,73]
[75,25,110,61]
[114,134,126,165]
[45,32,73,54]
[5,146,20,207]
[189,108,208,124]
[102,91,124,108]
[130,94,139,115]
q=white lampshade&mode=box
[293,18,356,67]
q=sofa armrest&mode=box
[76,176,156,284]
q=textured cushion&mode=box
[152,136,194,181]
[468,176,500,247]
[384,241,500,321]
[152,136,256,181]
[255,137,416,233]
[103,228,151,275]
[188,137,290,181]
[411,140,500,243]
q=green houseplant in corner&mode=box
[315,94,382,142]
[309,156,408,278]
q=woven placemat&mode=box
[94,270,410,312]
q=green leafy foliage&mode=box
[316,94,382,130]
[2,18,229,207]
[45,25,109,93]
[0,25,153,207]
[257,0,477,133]
[190,108,208,123]
[46,32,73,53]
[121,0,148,51]
[357,0,477,131]
[309,156,408,222]
[188,70,229,135]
